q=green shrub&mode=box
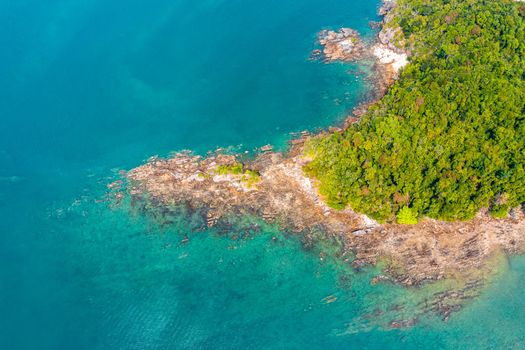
[216,163,244,175]
[489,204,509,219]
[396,207,418,224]
[243,170,261,188]
[215,163,261,188]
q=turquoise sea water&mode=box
[1,0,525,349]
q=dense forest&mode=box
[305,0,525,222]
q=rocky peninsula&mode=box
[116,0,525,323]
[125,147,525,287]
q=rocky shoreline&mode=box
[314,28,367,62]
[116,0,525,323]
[125,147,525,286]
[121,142,525,324]
[311,0,409,121]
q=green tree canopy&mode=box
[305,0,525,222]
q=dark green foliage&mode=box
[305,0,525,222]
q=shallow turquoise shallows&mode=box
[1,0,524,349]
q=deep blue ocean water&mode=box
[1,0,525,349]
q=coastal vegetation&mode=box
[215,163,245,175]
[305,0,525,222]
[215,163,261,188]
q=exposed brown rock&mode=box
[317,28,367,62]
[126,149,525,289]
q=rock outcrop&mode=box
[125,149,525,289]
[316,28,367,62]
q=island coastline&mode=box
[115,0,525,323]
